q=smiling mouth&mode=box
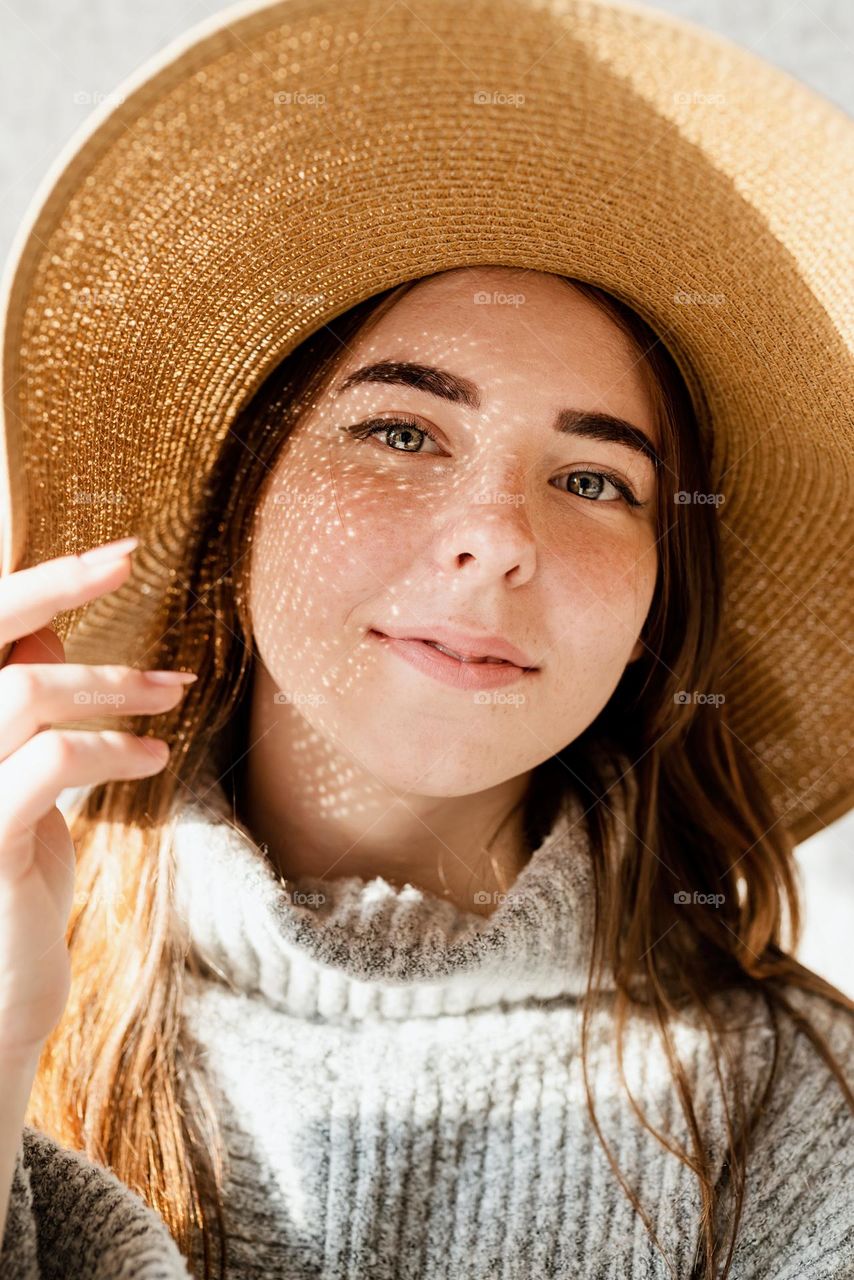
[369,630,536,671]
[368,631,539,687]
[419,640,512,665]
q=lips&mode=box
[421,640,508,665]
[369,631,537,690]
[371,626,537,670]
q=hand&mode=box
[0,539,196,1063]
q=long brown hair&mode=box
[26,270,854,1280]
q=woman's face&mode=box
[248,266,660,796]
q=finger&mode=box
[0,551,134,656]
[0,729,169,863]
[0,663,191,763]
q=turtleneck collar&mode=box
[169,756,636,1023]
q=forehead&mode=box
[333,270,659,442]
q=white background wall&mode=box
[1,0,851,994]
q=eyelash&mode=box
[340,416,646,509]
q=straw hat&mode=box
[1,0,851,843]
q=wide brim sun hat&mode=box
[0,0,851,844]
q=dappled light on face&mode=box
[237,267,660,900]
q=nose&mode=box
[429,486,537,585]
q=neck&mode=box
[233,660,535,917]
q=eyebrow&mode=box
[332,359,662,471]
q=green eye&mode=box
[342,416,442,453]
[341,420,645,508]
[558,470,634,504]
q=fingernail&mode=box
[79,536,140,566]
[143,670,198,686]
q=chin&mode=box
[356,740,493,796]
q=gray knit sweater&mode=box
[3,771,853,1279]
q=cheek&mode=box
[549,524,657,673]
[325,456,434,562]
[247,451,426,665]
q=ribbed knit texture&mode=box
[3,770,853,1279]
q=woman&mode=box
[0,1,851,1278]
